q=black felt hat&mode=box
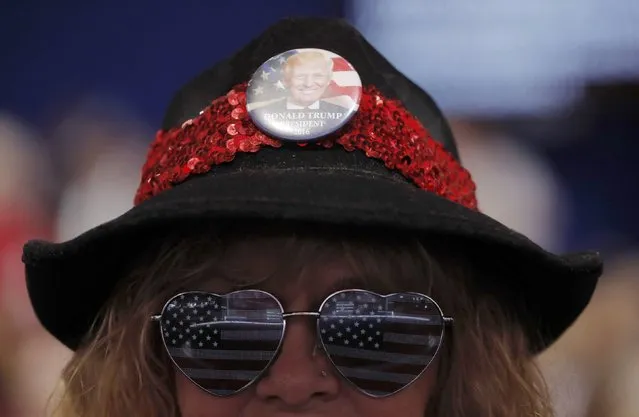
[22,17,602,352]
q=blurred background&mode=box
[1,1,637,416]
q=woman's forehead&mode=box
[192,231,431,308]
[259,262,368,309]
[207,248,369,308]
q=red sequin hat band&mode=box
[134,83,478,210]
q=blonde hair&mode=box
[51,222,554,417]
[282,51,333,80]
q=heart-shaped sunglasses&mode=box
[152,289,453,398]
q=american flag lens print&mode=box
[318,290,444,397]
[159,290,285,396]
[245,48,363,142]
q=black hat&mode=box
[22,17,602,353]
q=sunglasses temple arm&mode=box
[150,314,161,322]
[443,316,454,327]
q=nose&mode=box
[255,317,339,407]
[303,75,314,87]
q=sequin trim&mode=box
[134,83,477,210]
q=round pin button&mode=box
[246,48,362,142]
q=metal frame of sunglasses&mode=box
[151,289,454,398]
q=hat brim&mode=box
[23,162,602,353]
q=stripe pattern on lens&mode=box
[318,291,443,397]
[160,290,284,396]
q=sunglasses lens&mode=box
[159,290,284,396]
[318,290,444,397]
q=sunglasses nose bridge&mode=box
[281,311,321,319]
[279,312,323,358]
